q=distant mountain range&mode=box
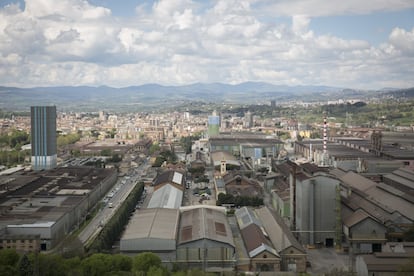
[0,82,412,112]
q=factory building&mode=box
[339,169,414,253]
[176,206,235,272]
[0,167,117,251]
[295,173,340,246]
[235,207,307,273]
[209,133,283,160]
[235,207,280,272]
[120,208,180,261]
[147,170,185,209]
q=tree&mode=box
[132,252,162,275]
[0,249,19,276]
[111,254,132,272]
[147,266,167,276]
[217,193,235,205]
[63,256,83,276]
[17,254,33,276]
[109,154,122,163]
[35,253,66,276]
[81,253,113,276]
[0,249,20,267]
[0,265,17,276]
[149,143,160,155]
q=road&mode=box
[78,160,151,246]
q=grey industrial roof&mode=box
[235,206,262,230]
[340,171,376,193]
[382,148,414,159]
[255,207,306,254]
[209,136,282,146]
[121,208,179,245]
[384,169,414,190]
[363,184,414,221]
[297,140,375,159]
[343,209,377,228]
[0,165,112,228]
[240,223,279,258]
[153,170,185,187]
[359,253,413,272]
[147,184,183,209]
[342,177,414,224]
[178,206,235,248]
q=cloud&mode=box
[25,0,111,19]
[261,0,414,17]
[389,27,414,54]
[292,14,310,34]
[0,0,413,89]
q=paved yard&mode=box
[306,247,352,274]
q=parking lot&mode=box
[183,181,217,206]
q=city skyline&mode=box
[0,0,413,89]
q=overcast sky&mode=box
[0,0,413,89]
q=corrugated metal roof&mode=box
[240,223,279,258]
[360,253,413,272]
[255,207,306,254]
[153,170,185,187]
[147,184,183,209]
[343,209,375,228]
[234,206,262,230]
[384,172,414,190]
[178,206,235,248]
[340,171,376,192]
[121,208,179,241]
[364,184,414,221]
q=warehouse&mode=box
[147,170,185,209]
[235,207,280,272]
[176,206,236,272]
[120,208,180,261]
[0,167,117,251]
[255,207,307,272]
[147,184,183,209]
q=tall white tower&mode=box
[320,112,329,167]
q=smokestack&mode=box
[323,112,327,155]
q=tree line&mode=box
[0,249,218,276]
[88,182,144,252]
[216,193,264,207]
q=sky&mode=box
[0,0,413,89]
